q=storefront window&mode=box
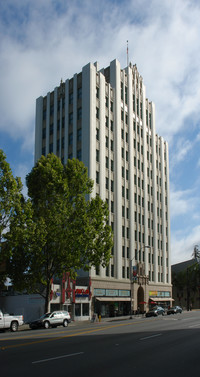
[75,304,81,316]
[82,303,89,316]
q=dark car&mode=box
[167,306,182,315]
[146,306,165,317]
[29,310,71,329]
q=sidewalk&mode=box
[20,314,143,331]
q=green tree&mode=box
[8,154,113,312]
[0,149,24,286]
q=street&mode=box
[1,311,200,377]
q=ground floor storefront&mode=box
[0,276,173,322]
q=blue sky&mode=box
[0,0,200,264]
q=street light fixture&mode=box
[130,245,150,319]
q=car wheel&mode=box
[10,321,18,332]
[44,321,50,329]
[63,319,68,327]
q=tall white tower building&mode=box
[35,59,172,318]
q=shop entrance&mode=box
[137,286,145,313]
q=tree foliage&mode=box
[172,263,200,293]
[6,154,113,311]
[0,149,23,286]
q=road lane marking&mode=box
[188,324,200,328]
[32,352,84,364]
[0,319,153,350]
[140,333,162,341]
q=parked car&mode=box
[167,306,182,315]
[146,306,165,317]
[0,310,24,332]
[29,310,71,329]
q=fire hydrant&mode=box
[99,314,101,322]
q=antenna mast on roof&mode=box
[127,40,129,67]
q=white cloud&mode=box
[170,187,197,218]
[1,0,200,146]
[171,225,200,264]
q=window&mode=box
[127,247,129,258]
[78,87,82,99]
[106,156,109,169]
[110,120,113,131]
[49,143,53,153]
[50,105,54,116]
[122,266,125,278]
[77,128,82,142]
[77,149,82,160]
[82,303,89,316]
[50,124,53,135]
[69,133,73,146]
[77,107,82,120]
[111,264,114,277]
[96,107,99,119]
[69,112,73,124]
[110,140,114,151]
[69,93,73,104]
[111,180,114,192]
[127,267,129,279]
[96,128,99,140]
[75,304,81,316]
[111,160,114,171]
[96,171,99,184]
[123,84,127,103]
[96,149,99,162]
[122,245,125,257]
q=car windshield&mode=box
[39,313,51,319]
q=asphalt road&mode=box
[1,311,200,377]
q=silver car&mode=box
[29,310,71,329]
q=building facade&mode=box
[35,59,172,319]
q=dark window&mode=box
[77,149,82,160]
[69,133,73,146]
[69,112,73,124]
[77,107,82,120]
[77,128,82,142]
[78,87,82,99]
[69,93,73,104]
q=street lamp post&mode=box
[130,245,150,319]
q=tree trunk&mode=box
[44,280,51,313]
